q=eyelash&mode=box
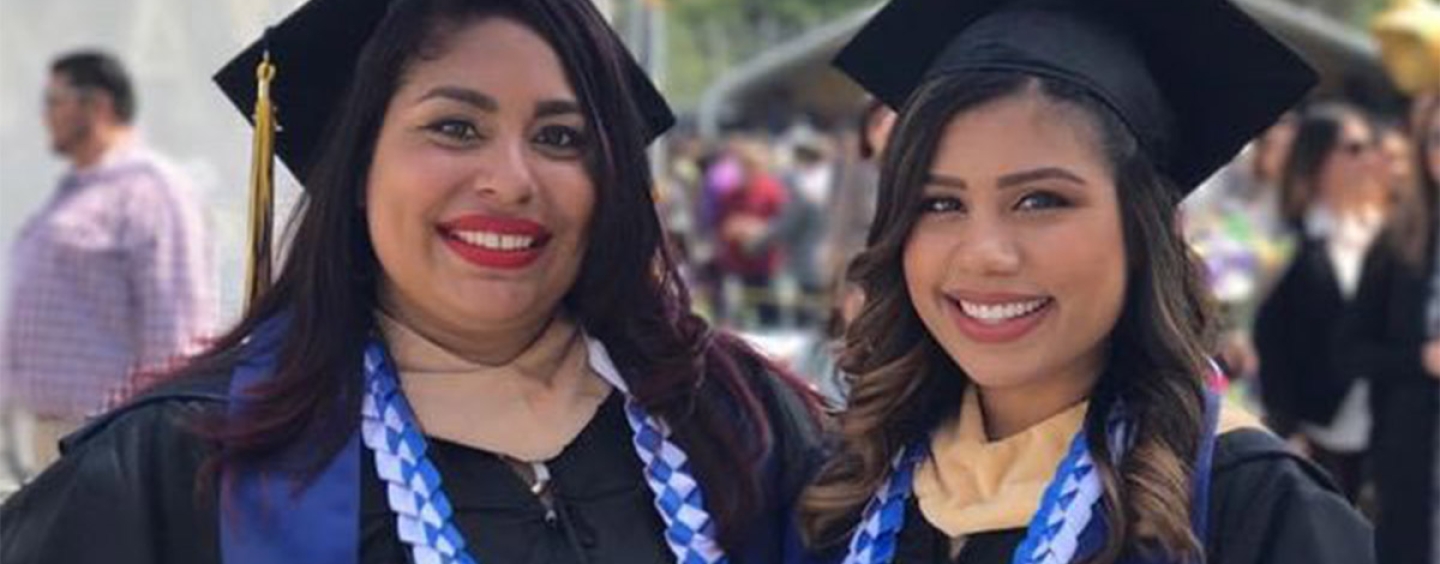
[1015,191,1071,211]
[425,119,481,142]
[532,124,588,153]
[918,196,964,214]
[423,119,588,155]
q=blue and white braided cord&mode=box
[1012,405,1132,564]
[361,344,478,564]
[364,339,729,564]
[1011,432,1100,564]
[842,406,1133,564]
[842,443,928,564]
[624,401,729,564]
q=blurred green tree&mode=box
[1290,0,1390,26]
[645,0,1391,109]
[647,0,872,106]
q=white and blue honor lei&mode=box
[843,408,1131,564]
[359,336,730,564]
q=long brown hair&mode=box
[798,71,1215,563]
[1382,96,1440,268]
[178,0,802,547]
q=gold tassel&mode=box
[244,51,277,307]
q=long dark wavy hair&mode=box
[1382,97,1440,268]
[182,0,799,548]
[798,71,1216,563]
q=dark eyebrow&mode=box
[535,99,583,119]
[927,167,1089,190]
[996,167,1088,189]
[927,173,967,189]
[417,86,497,112]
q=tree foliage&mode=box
[1290,0,1391,26]
[650,0,874,106]
[644,0,1392,109]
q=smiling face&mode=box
[903,88,1126,400]
[366,15,594,355]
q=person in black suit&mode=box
[1255,102,1388,501]
[1342,95,1440,564]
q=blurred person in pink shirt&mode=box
[0,51,214,471]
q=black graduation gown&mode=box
[884,429,1374,564]
[1339,231,1438,564]
[1254,236,1355,437]
[0,359,825,564]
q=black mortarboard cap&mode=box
[214,0,676,183]
[834,0,1319,191]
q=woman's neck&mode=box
[974,365,1101,441]
[378,300,578,384]
[377,308,610,462]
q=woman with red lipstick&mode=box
[0,0,823,563]
[795,0,1373,563]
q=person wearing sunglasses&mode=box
[1255,102,1388,502]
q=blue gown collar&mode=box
[220,314,360,564]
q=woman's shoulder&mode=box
[1205,428,1374,564]
[717,333,828,447]
[0,365,233,563]
[1210,428,1336,504]
[1210,428,1340,491]
[14,362,234,506]
[60,364,234,455]
[25,362,234,491]
[704,334,830,563]
[700,331,828,481]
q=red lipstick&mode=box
[437,215,552,270]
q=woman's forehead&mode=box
[931,92,1109,172]
[398,17,577,104]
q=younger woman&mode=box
[799,0,1373,562]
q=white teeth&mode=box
[958,298,1048,323]
[453,231,535,251]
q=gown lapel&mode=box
[220,316,362,564]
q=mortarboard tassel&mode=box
[244,49,277,308]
